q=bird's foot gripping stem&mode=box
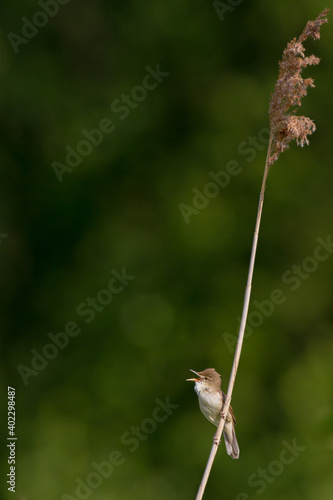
[213,431,221,446]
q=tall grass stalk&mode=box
[195,9,329,500]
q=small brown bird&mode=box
[187,368,239,459]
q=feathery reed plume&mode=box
[194,9,329,500]
[269,8,329,165]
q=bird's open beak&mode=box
[186,369,201,382]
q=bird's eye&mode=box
[204,377,208,380]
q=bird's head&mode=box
[186,368,221,392]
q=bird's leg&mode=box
[220,410,232,423]
[213,431,221,446]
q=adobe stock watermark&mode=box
[61,397,179,500]
[235,438,306,499]
[7,0,71,54]
[51,64,170,183]
[213,0,243,23]
[223,235,333,352]
[17,267,135,386]
[178,128,270,224]
[0,233,9,244]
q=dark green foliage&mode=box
[1,1,333,499]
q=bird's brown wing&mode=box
[222,391,236,425]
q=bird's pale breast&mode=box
[196,385,222,426]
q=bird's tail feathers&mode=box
[223,425,239,459]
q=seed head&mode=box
[269,9,329,165]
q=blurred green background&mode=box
[1,1,333,499]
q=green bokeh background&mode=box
[1,1,333,499]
